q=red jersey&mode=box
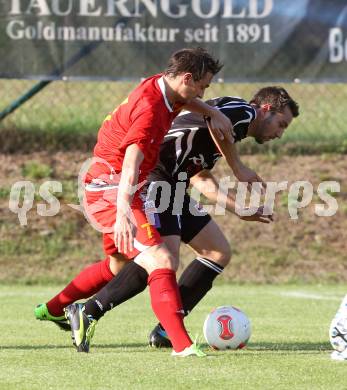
[86,74,182,184]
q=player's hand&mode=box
[238,206,274,224]
[114,211,136,254]
[234,163,266,194]
[207,109,235,143]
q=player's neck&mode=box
[247,108,261,137]
[247,119,257,137]
[163,75,183,106]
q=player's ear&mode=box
[260,103,272,113]
[182,72,193,85]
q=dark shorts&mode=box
[143,181,211,244]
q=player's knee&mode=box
[138,244,179,273]
[158,253,179,271]
[151,246,179,271]
[218,244,232,267]
[158,245,179,270]
[202,244,232,267]
[109,254,127,275]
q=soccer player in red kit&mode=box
[35,47,232,356]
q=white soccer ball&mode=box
[329,316,347,352]
[203,306,251,350]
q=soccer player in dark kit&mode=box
[146,86,299,347]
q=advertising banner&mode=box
[1,0,347,81]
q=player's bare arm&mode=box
[115,144,144,254]
[228,150,267,193]
[190,169,236,212]
[184,98,235,143]
[190,170,272,223]
[207,121,266,193]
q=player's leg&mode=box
[330,294,347,360]
[136,241,205,356]
[66,204,198,354]
[79,204,182,323]
[179,218,231,313]
[67,242,194,354]
[166,194,232,313]
[34,254,126,330]
[150,196,231,347]
[35,187,128,328]
[79,201,182,348]
[85,189,181,336]
[83,239,192,352]
[150,220,231,347]
[179,193,231,314]
[82,238,179,321]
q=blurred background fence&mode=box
[1,79,347,155]
[1,0,347,155]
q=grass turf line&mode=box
[0,284,346,390]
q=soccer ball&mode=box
[203,306,251,350]
[329,316,347,352]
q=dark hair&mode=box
[250,86,299,117]
[164,47,223,81]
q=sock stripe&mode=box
[196,257,223,274]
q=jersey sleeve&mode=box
[118,104,158,154]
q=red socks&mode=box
[148,268,192,352]
[46,258,114,317]
[48,262,192,352]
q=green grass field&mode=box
[1,283,346,389]
[1,80,347,154]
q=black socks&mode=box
[178,257,224,315]
[84,261,148,320]
[84,257,224,323]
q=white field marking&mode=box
[279,291,342,301]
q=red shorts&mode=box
[83,185,162,259]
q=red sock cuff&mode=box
[148,268,176,285]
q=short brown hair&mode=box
[250,86,299,117]
[164,47,223,81]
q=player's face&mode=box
[255,105,293,144]
[180,72,213,102]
